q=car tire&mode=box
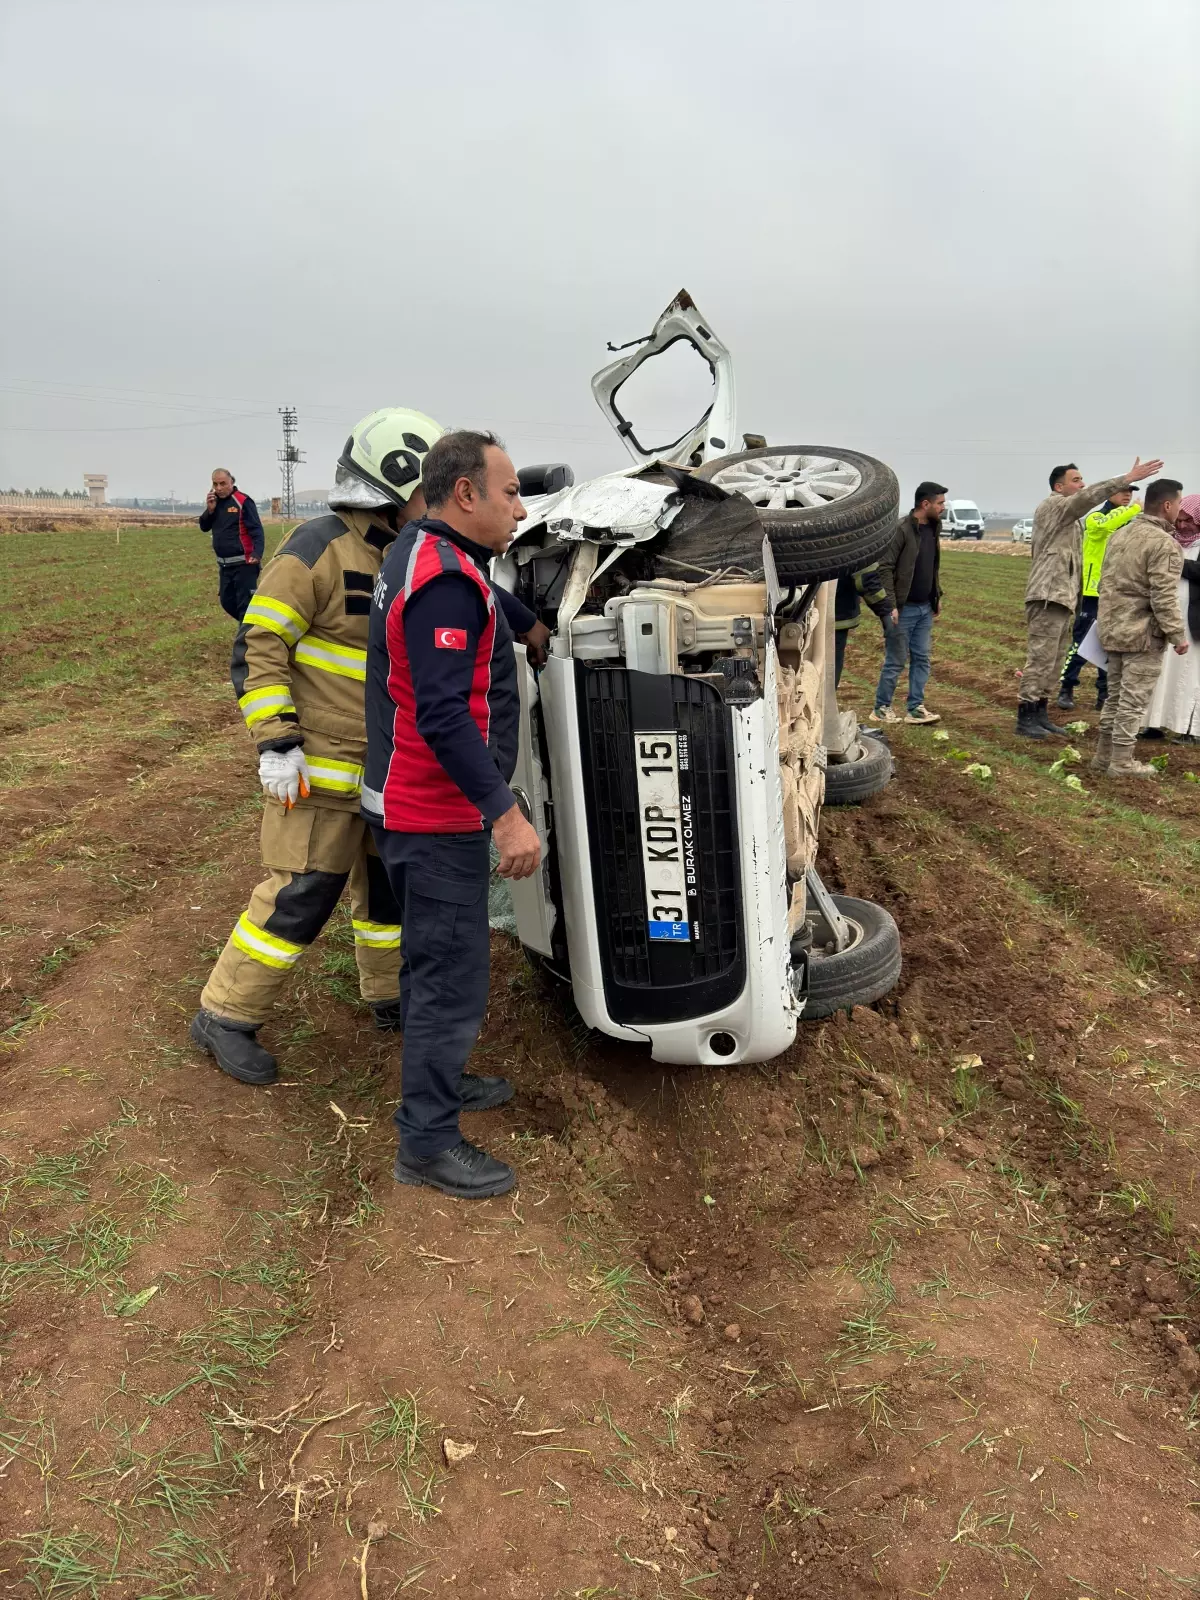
[675,445,900,585]
[802,895,902,1019]
[823,740,894,806]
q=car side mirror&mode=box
[518,463,575,497]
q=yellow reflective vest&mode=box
[1081,502,1140,598]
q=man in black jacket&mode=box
[198,468,265,621]
[870,481,946,726]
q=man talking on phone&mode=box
[199,468,264,621]
[363,429,542,1200]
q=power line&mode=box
[0,412,277,434]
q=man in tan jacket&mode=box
[1017,455,1163,740]
[1093,478,1189,777]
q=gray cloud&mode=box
[1,0,1196,514]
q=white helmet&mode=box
[331,407,444,511]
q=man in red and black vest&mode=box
[363,430,546,1200]
[199,467,265,621]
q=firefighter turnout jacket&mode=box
[232,510,394,809]
[1081,501,1140,598]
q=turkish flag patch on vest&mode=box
[434,627,468,650]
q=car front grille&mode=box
[576,663,745,1026]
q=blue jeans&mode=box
[370,827,492,1161]
[875,602,934,714]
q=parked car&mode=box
[1011,518,1033,542]
[942,499,986,539]
[494,290,902,1066]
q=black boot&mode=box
[1095,687,1108,712]
[1035,698,1070,738]
[1015,701,1048,739]
[373,998,406,1032]
[1056,686,1075,710]
[190,1010,278,1085]
[394,1138,516,1198]
[459,1072,514,1112]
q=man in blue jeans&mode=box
[870,481,946,726]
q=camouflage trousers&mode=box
[1097,649,1166,748]
[201,800,402,1026]
[1020,601,1074,703]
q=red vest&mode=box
[365,522,517,832]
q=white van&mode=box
[942,500,985,539]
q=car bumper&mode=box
[538,652,801,1066]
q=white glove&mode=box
[259,747,311,807]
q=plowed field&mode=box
[2,527,1199,1599]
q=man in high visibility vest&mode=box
[1057,486,1141,710]
[190,408,444,1084]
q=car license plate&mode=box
[634,731,689,942]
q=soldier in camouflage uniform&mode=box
[1017,456,1162,741]
[1093,478,1189,778]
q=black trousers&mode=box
[218,562,259,622]
[834,627,849,686]
[1060,595,1108,693]
[370,827,492,1161]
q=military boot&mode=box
[1015,701,1047,739]
[1107,742,1159,778]
[1056,686,1075,710]
[1035,699,1070,738]
[1089,732,1113,772]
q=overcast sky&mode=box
[1,0,1196,513]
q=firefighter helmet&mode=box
[336,408,444,508]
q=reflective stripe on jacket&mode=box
[1026,478,1126,608]
[1081,502,1140,597]
[229,510,394,810]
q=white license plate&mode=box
[633,731,689,942]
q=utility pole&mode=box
[278,407,304,519]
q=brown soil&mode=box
[4,579,1200,1596]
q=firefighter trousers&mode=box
[201,799,403,1027]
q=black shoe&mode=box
[1035,698,1070,739]
[1095,690,1107,712]
[1141,727,1165,741]
[373,998,406,1033]
[459,1072,514,1112]
[1015,701,1048,739]
[190,1009,278,1085]
[393,1139,516,1199]
[1056,687,1075,710]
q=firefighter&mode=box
[199,468,265,622]
[190,408,445,1084]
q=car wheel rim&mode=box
[711,452,863,513]
[806,913,865,958]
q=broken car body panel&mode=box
[590,288,738,469]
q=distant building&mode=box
[84,473,108,506]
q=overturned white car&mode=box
[493,291,902,1066]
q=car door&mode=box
[590,288,737,470]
